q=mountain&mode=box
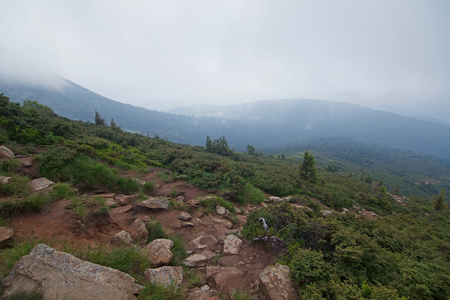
[170,99,450,159]
[2,76,450,160]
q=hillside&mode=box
[2,77,450,160]
[0,95,449,299]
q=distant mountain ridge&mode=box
[1,78,450,160]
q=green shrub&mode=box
[0,159,20,173]
[0,175,30,198]
[138,283,184,300]
[51,182,77,200]
[116,177,140,194]
[0,193,52,214]
[143,181,157,194]
[146,220,166,242]
[289,248,332,284]
[237,183,266,204]
[199,196,236,214]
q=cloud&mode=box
[1,0,449,111]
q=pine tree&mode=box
[299,149,318,183]
[95,110,106,125]
[433,188,446,211]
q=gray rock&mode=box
[177,211,192,221]
[216,205,226,215]
[110,204,133,214]
[1,244,143,300]
[187,287,218,300]
[259,263,298,300]
[182,251,215,267]
[206,266,223,280]
[0,226,14,248]
[321,210,334,217]
[181,222,194,228]
[144,266,183,287]
[0,145,14,159]
[212,267,246,296]
[110,230,134,246]
[130,218,149,245]
[210,217,232,229]
[141,239,174,267]
[115,194,137,206]
[29,177,54,192]
[191,235,219,251]
[223,234,242,255]
[137,198,170,210]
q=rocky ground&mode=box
[0,162,300,299]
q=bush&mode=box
[199,196,236,214]
[0,159,20,173]
[289,248,331,284]
[237,183,266,204]
[116,177,140,194]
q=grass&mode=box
[184,268,204,288]
[237,183,266,204]
[199,196,236,215]
[157,171,177,183]
[0,159,21,174]
[138,283,184,300]
[230,289,253,300]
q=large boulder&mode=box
[1,244,143,299]
[136,198,170,210]
[0,146,14,159]
[130,218,149,244]
[0,226,14,248]
[144,266,183,287]
[259,263,298,300]
[141,239,174,267]
[211,267,246,296]
[223,234,242,255]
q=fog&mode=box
[1,1,449,120]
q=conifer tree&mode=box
[299,149,318,183]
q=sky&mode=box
[1,0,450,115]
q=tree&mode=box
[299,149,318,183]
[95,110,106,125]
[433,188,446,211]
[110,118,121,131]
[247,144,256,155]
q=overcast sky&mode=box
[1,0,449,112]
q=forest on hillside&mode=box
[0,94,449,299]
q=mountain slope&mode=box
[1,80,450,160]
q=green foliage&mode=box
[299,149,318,183]
[116,177,140,194]
[0,159,20,173]
[230,289,253,300]
[143,181,157,194]
[51,182,77,200]
[237,183,266,204]
[184,268,204,288]
[289,248,331,284]
[199,196,236,214]
[146,220,166,242]
[138,283,184,300]
[95,110,106,125]
[433,188,446,211]
[205,135,235,157]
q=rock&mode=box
[176,195,186,202]
[259,263,298,300]
[206,266,223,280]
[218,256,241,267]
[182,251,215,267]
[115,194,137,206]
[130,218,149,244]
[142,239,174,267]
[137,198,170,210]
[144,266,183,287]
[184,199,200,206]
[200,285,210,292]
[210,217,232,229]
[321,210,334,217]
[223,234,242,255]
[181,222,194,228]
[29,177,54,192]
[95,193,116,198]
[191,235,218,251]
[1,244,143,300]
[0,145,14,159]
[105,198,117,207]
[0,176,12,185]
[110,204,133,214]
[226,229,239,235]
[216,205,226,215]
[178,211,192,221]
[187,287,218,300]
[212,267,246,295]
[133,178,146,185]
[110,230,134,246]
[17,157,33,167]
[0,226,14,248]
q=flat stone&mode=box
[144,266,183,287]
[0,145,14,159]
[96,193,116,198]
[191,235,218,251]
[110,204,133,214]
[259,263,298,300]
[137,198,170,210]
[29,177,54,192]
[105,198,116,207]
[0,226,14,248]
[206,266,223,280]
[115,194,137,206]
[182,251,215,267]
[17,157,33,167]
[210,217,232,229]
[218,256,241,267]
[321,210,334,217]
[223,234,242,255]
[110,230,133,246]
[213,267,246,296]
[178,211,193,221]
[1,244,143,300]
[181,222,194,228]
